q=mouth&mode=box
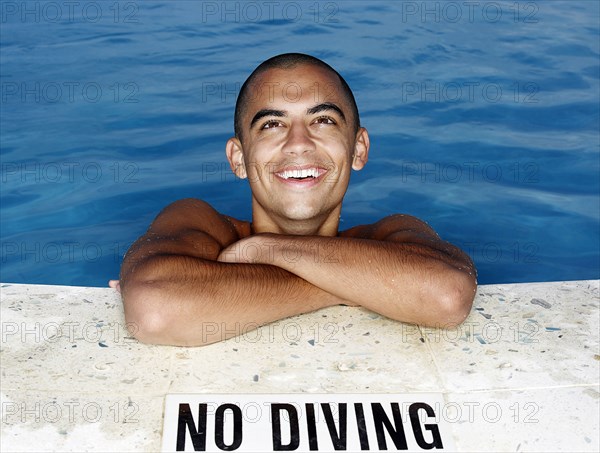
[275,167,327,181]
[273,164,329,187]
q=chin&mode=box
[282,208,319,221]
[279,202,325,221]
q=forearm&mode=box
[120,254,345,346]
[247,235,476,326]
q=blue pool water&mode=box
[1,1,599,287]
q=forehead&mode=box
[245,63,347,110]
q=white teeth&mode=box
[279,168,319,179]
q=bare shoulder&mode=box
[340,214,474,271]
[122,198,252,272]
[340,214,440,241]
[148,198,251,242]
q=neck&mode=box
[251,204,341,237]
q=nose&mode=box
[282,121,315,155]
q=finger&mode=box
[108,280,121,293]
[217,247,239,263]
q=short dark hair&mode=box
[234,53,360,141]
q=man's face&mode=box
[227,63,369,234]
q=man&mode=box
[109,53,477,346]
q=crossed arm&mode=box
[118,198,477,346]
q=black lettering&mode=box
[176,403,207,451]
[271,403,300,451]
[321,403,347,450]
[306,403,319,450]
[354,403,370,450]
[409,403,443,449]
[371,403,408,450]
[214,404,243,451]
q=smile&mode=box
[276,167,326,180]
[274,165,329,187]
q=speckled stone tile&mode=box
[1,284,173,395]
[1,390,163,452]
[447,386,600,452]
[422,280,600,391]
[167,307,444,394]
[2,280,599,452]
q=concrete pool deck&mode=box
[1,280,598,452]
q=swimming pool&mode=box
[1,0,599,287]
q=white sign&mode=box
[161,393,456,452]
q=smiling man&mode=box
[111,53,477,346]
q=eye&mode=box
[261,119,284,130]
[313,116,336,125]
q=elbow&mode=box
[120,261,183,345]
[119,256,189,345]
[431,269,477,327]
[121,280,172,345]
[119,258,167,344]
[121,274,214,347]
[119,257,215,346]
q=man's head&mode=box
[226,53,369,236]
[234,53,361,142]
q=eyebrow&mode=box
[250,109,286,129]
[249,102,347,129]
[307,102,346,122]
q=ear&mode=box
[225,137,247,179]
[352,127,370,171]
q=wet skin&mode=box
[111,63,477,346]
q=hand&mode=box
[218,235,359,308]
[108,280,121,293]
[217,235,272,264]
